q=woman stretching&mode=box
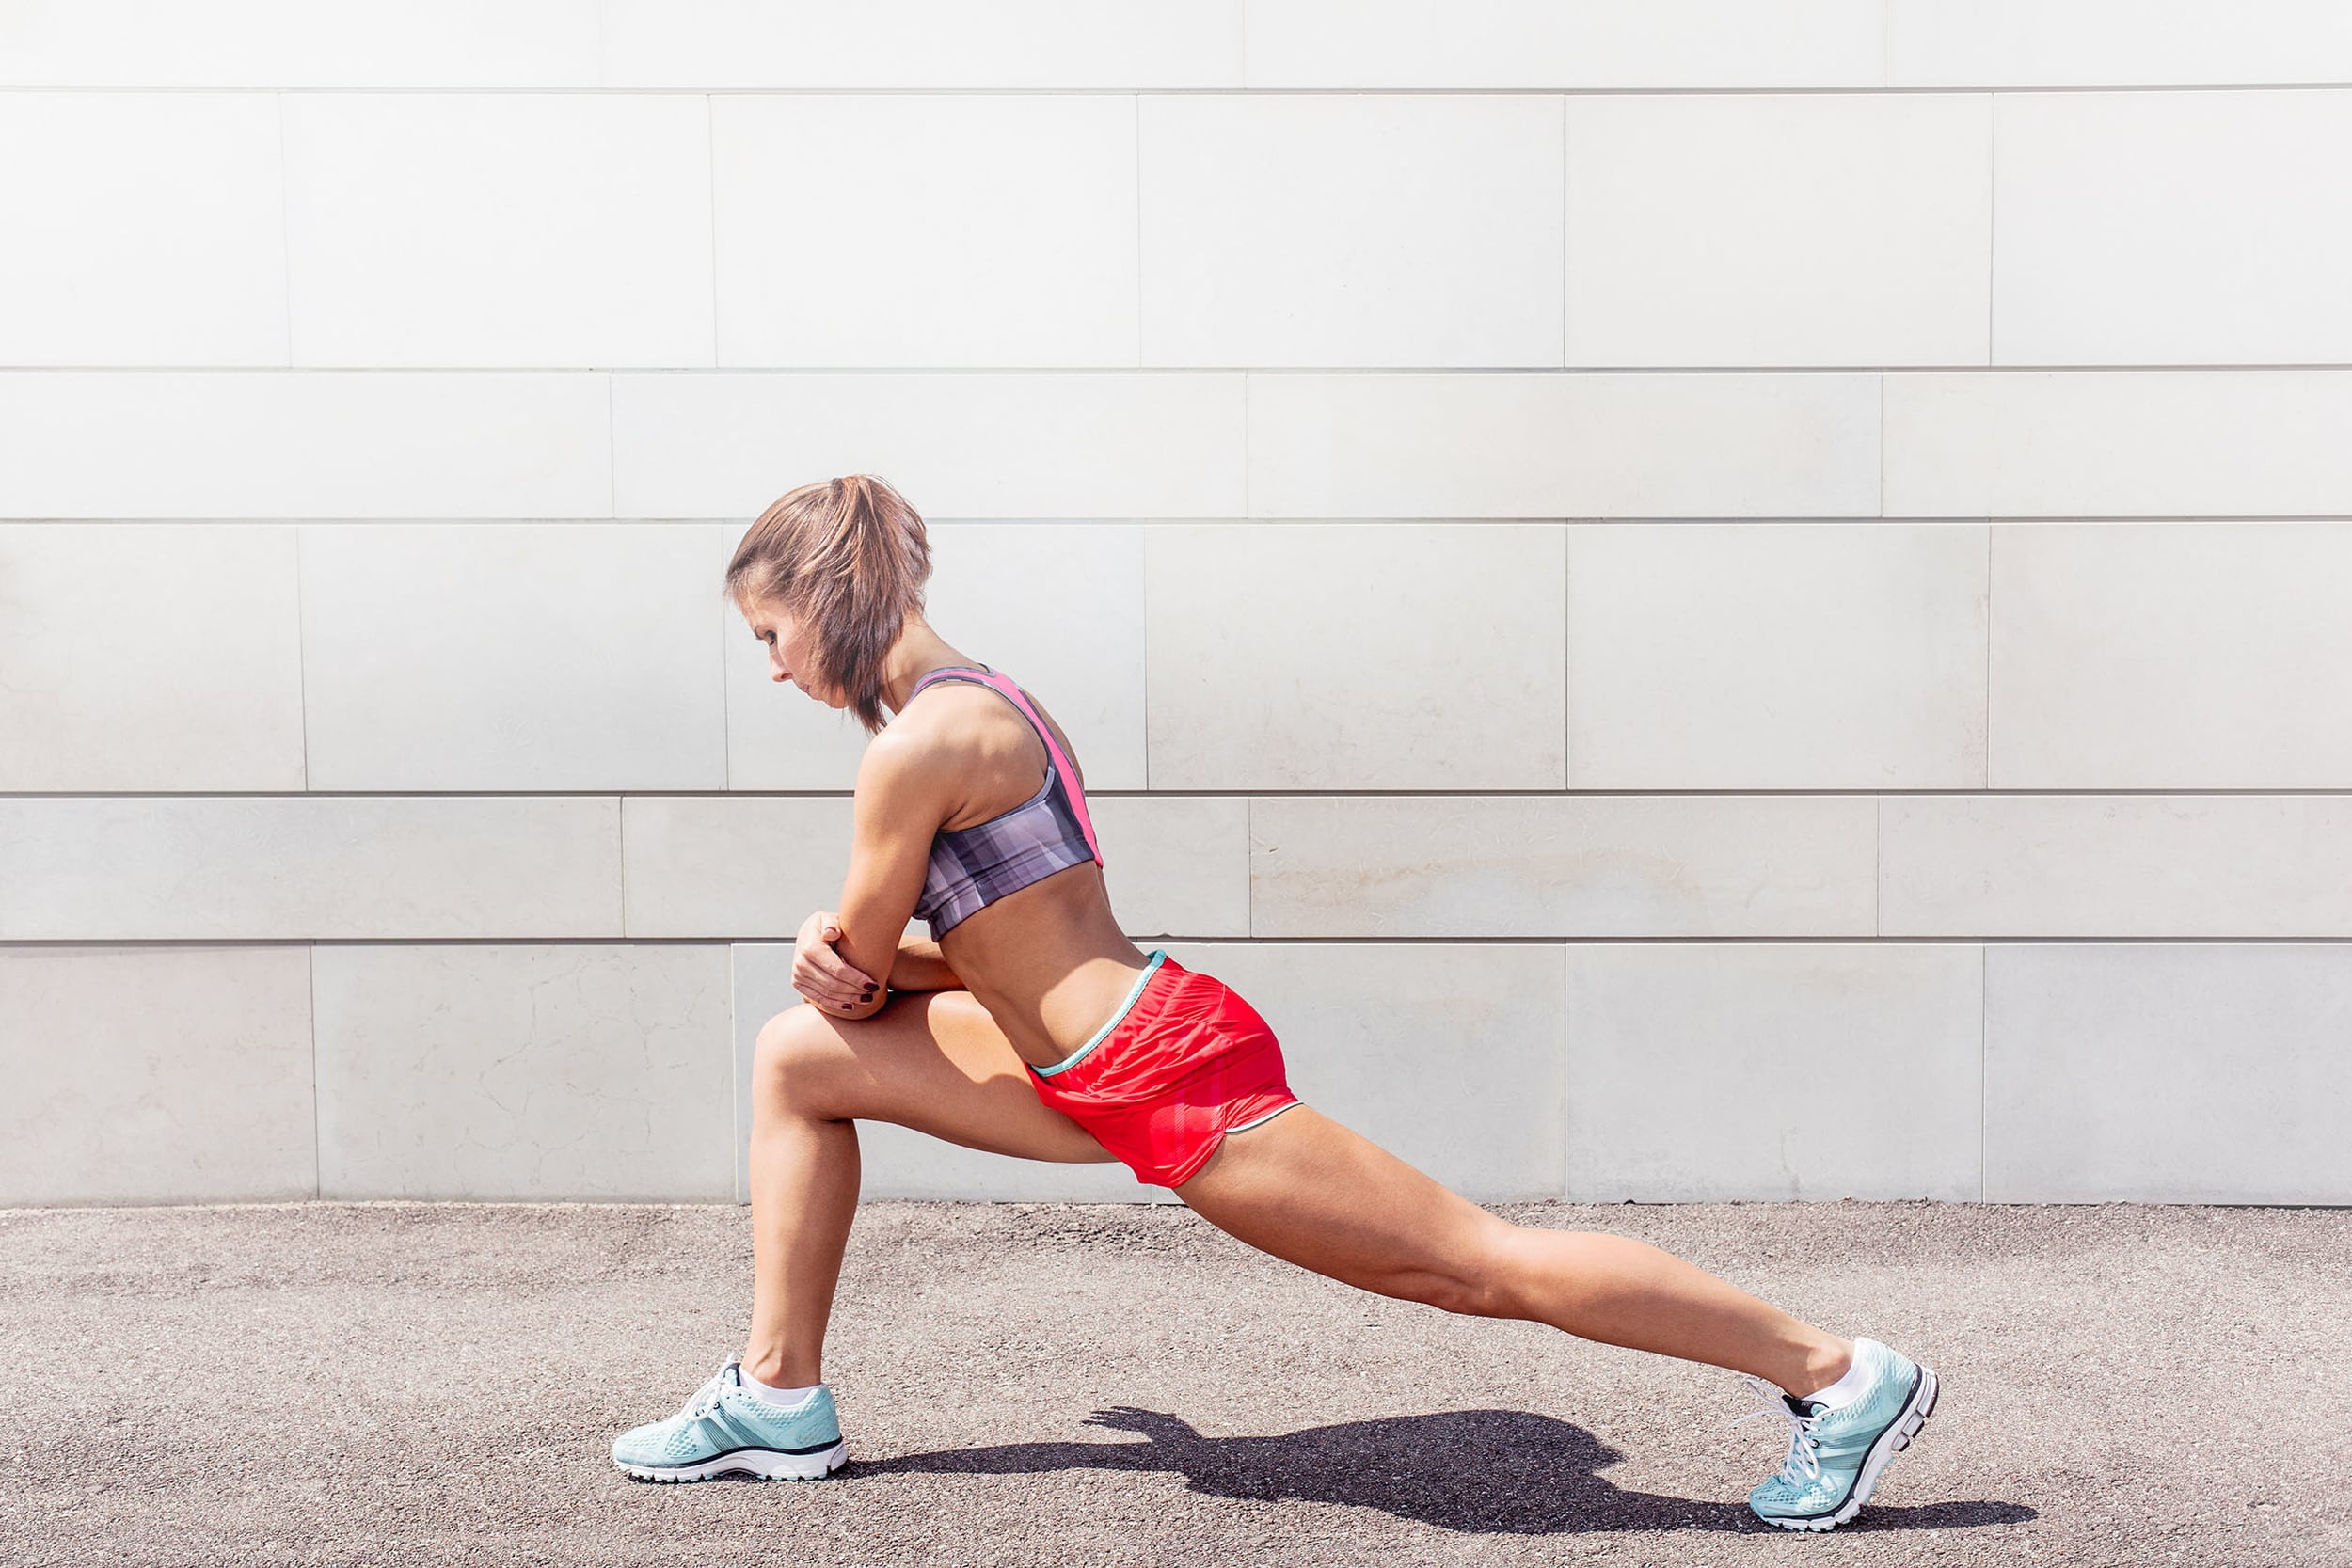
[611,474,1940,1532]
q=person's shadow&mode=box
[862,1406,2033,1535]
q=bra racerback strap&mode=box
[904,666,1104,867]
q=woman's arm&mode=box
[889,929,967,992]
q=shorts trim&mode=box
[1225,1100,1303,1135]
[1029,948,1168,1079]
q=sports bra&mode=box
[902,664,1104,939]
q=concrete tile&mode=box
[626,797,853,941]
[0,93,286,365]
[1183,942,1565,1200]
[1254,794,1877,938]
[314,943,733,1200]
[1565,92,1989,367]
[1986,943,2352,1202]
[0,1,600,87]
[1568,522,1987,788]
[714,95,1136,368]
[1565,943,1983,1200]
[299,522,726,791]
[1992,523,2352,788]
[1140,94,1564,367]
[0,372,612,519]
[602,2,1239,88]
[1247,372,1880,518]
[612,373,1244,520]
[724,521,1147,792]
[1146,523,1566,789]
[284,93,711,367]
[629,793,1246,942]
[0,945,315,1205]
[1881,795,2352,937]
[730,942,1154,1202]
[0,797,621,940]
[0,523,305,791]
[1883,371,2352,518]
[1247,0,1883,88]
[1889,0,2352,87]
[1994,89,2352,365]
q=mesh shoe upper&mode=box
[1738,1337,1921,1520]
[612,1358,842,1469]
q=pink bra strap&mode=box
[908,667,1104,866]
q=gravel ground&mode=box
[2,1198,2344,1567]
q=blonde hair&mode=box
[722,474,934,736]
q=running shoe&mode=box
[1733,1336,1939,1531]
[611,1356,848,1482]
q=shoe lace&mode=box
[676,1358,739,1423]
[1731,1374,1823,1486]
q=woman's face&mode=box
[739,594,831,705]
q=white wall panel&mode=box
[1992,523,2352,788]
[1253,795,1877,937]
[0,523,305,791]
[1140,94,1564,368]
[612,372,1245,519]
[1883,371,2352,517]
[0,1,598,87]
[1248,372,1881,518]
[1183,942,1566,1201]
[1986,944,2352,1202]
[0,372,612,519]
[730,943,1155,1203]
[1889,1,2352,87]
[1146,523,1565,789]
[314,943,732,1200]
[723,518,1149,792]
[1565,93,1989,367]
[299,522,726,791]
[0,945,315,1205]
[713,95,1136,368]
[0,94,286,366]
[283,94,712,368]
[0,797,621,940]
[602,1,1241,89]
[1994,90,2352,365]
[1246,0,1883,89]
[1565,943,1982,1201]
[1882,796,2352,937]
[629,793,1250,942]
[1567,522,1987,788]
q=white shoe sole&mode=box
[617,1439,848,1483]
[1757,1364,1940,1533]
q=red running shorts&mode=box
[1024,949,1302,1189]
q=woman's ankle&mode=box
[1786,1334,1854,1399]
[740,1348,821,1388]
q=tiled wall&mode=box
[6,2,2351,1207]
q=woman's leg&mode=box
[743,990,1116,1387]
[1175,1104,1851,1397]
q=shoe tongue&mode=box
[1783,1393,1823,1418]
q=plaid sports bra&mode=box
[903,664,1104,939]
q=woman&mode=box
[611,475,1939,1532]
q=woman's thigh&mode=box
[759,988,1116,1166]
[1173,1105,1518,1311]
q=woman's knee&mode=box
[752,1004,849,1118]
[1414,1217,1534,1320]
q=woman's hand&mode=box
[795,909,881,1012]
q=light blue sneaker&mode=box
[612,1356,848,1483]
[1734,1337,1939,1531]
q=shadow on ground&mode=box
[859,1406,2036,1536]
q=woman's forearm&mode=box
[887,930,967,992]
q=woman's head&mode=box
[723,474,933,736]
